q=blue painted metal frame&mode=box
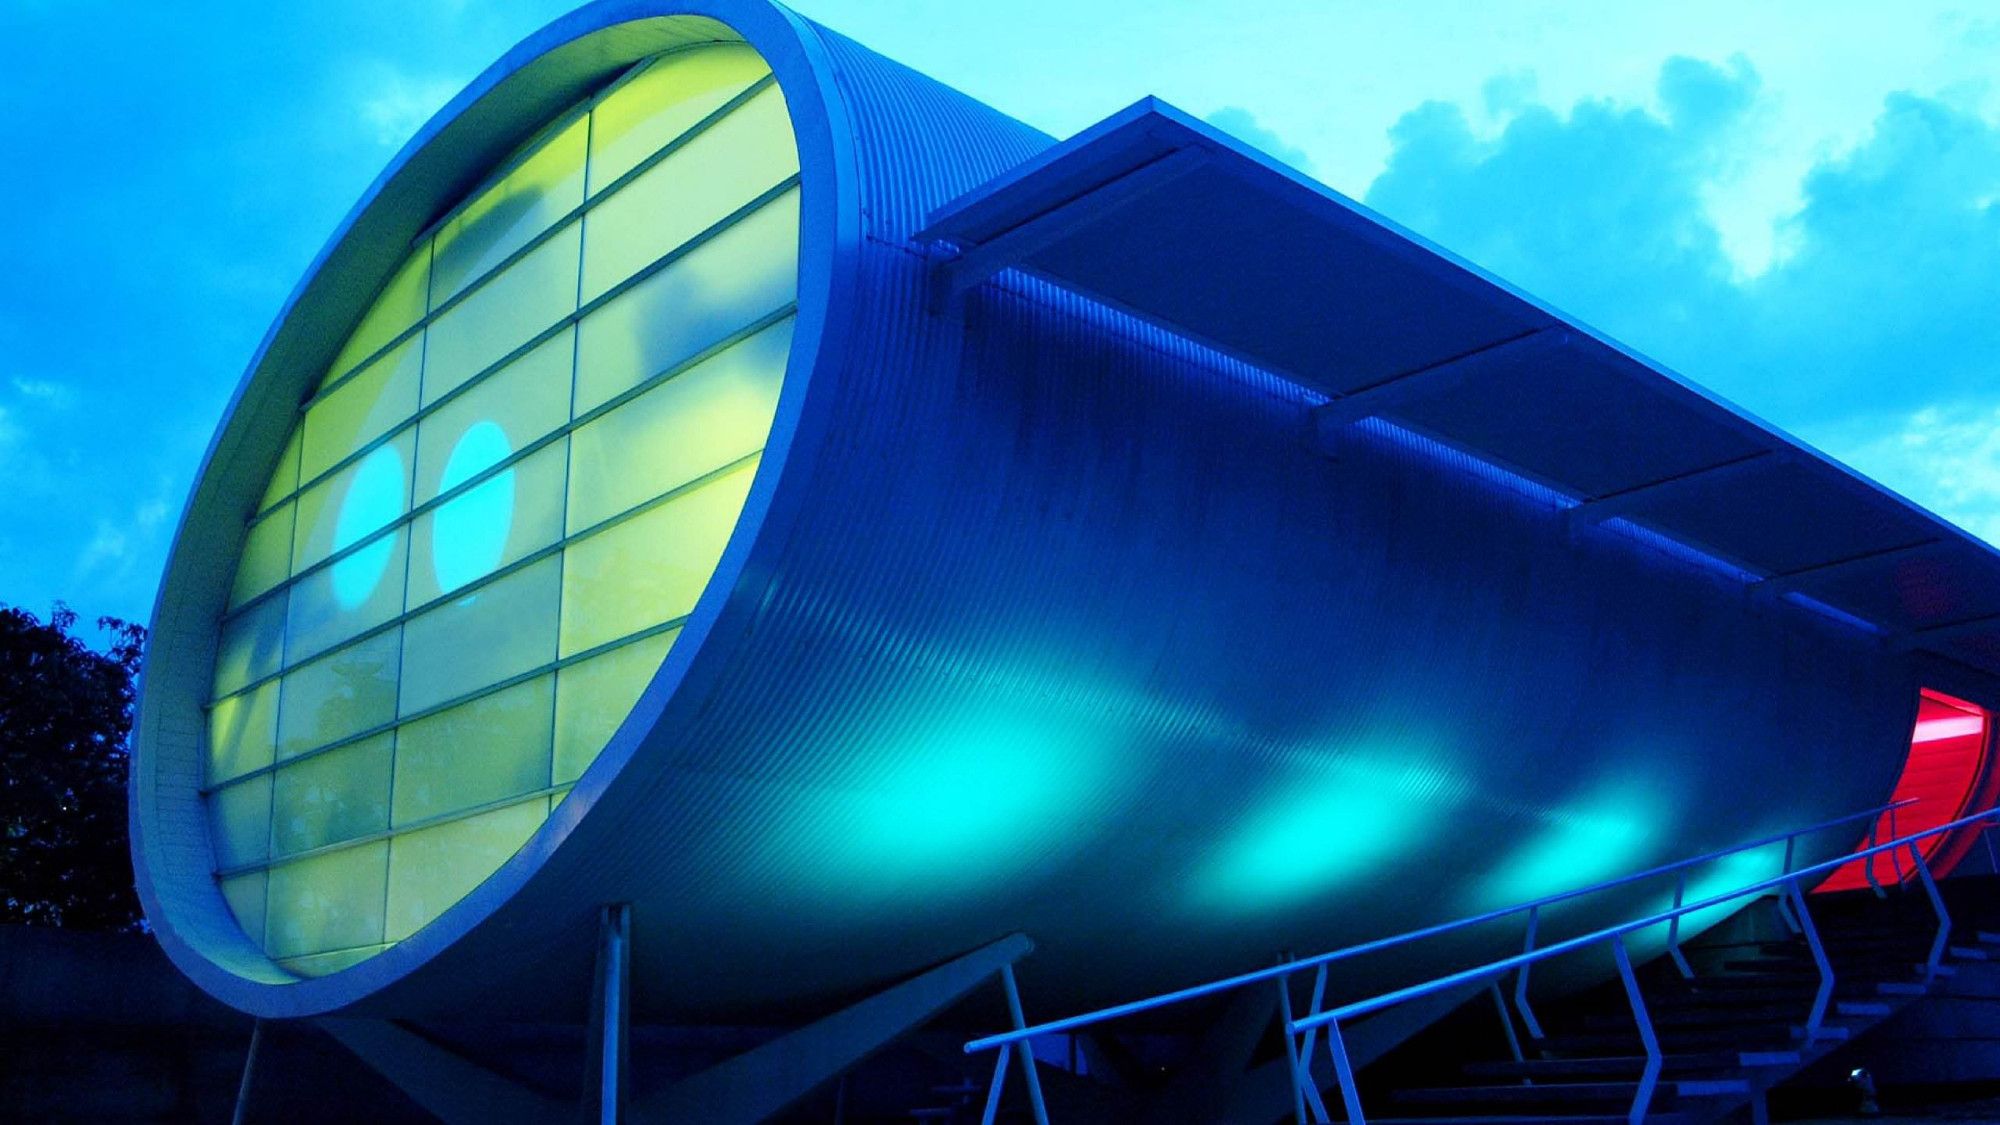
[918,98,2000,669]
[1285,808,1995,1125]
[965,799,1909,1053]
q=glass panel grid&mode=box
[201,42,797,976]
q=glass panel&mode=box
[414,328,574,507]
[431,117,588,305]
[284,528,407,663]
[589,44,771,193]
[423,223,581,406]
[325,250,430,387]
[277,944,391,978]
[264,841,388,959]
[272,734,393,857]
[399,556,561,716]
[409,441,568,605]
[208,679,278,784]
[260,428,302,513]
[392,675,553,825]
[219,871,267,948]
[559,461,757,657]
[573,189,799,414]
[292,430,414,576]
[208,775,271,870]
[553,630,677,785]
[567,319,789,532]
[300,336,422,482]
[214,596,286,697]
[386,798,547,941]
[277,631,401,761]
[579,84,797,303]
[229,501,295,610]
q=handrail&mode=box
[1294,806,2000,1031]
[1288,806,1999,1125]
[964,797,1913,1054]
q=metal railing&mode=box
[1292,806,1999,1125]
[962,796,1968,1124]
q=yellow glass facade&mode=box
[202,42,798,977]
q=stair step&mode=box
[1462,1050,1797,1080]
[1362,1116,1693,1125]
[1835,1000,1892,1017]
[1538,1021,1847,1054]
[1393,1078,1748,1106]
[1950,945,1991,961]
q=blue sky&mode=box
[3,1,1997,627]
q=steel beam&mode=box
[931,147,1208,308]
[1311,328,1567,438]
[1569,450,1781,530]
[637,932,1034,1123]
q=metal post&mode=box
[1298,964,1333,1124]
[590,903,631,1124]
[1489,982,1525,1068]
[1000,964,1051,1125]
[1666,870,1694,978]
[1889,805,1905,883]
[1910,842,1950,983]
[231,1019,264,1125]
[1865,817,1886,897]
[1513,905,1544,1040]
[979,1046,1011,1125]
[1612,936,1659,1125]
[1787,879,1833,1041]
[1323,1018,1366,1125]
[1276,970,1310,1125]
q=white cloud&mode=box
[356,64,459,149]
[1810,404,2000,546]
[10,376,72,406]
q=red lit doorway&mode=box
[1816,689,1995,893]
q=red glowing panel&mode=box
[1817,690,1992,894]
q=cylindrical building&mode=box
[132,0,1995,1041]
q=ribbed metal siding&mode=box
[142,0,1935,1024]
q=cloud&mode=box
[355,64,460,149]
[10,376,72,407]
[1362,56,2000,541]
[1206,106,1316,175]
[1804,406,2000,545]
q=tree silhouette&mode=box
[0,603,145,929]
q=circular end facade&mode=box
[131,0,857,1017]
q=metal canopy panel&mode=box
[1634,460,1942,578]
[1389,340,1772,501]
[1805,549,2000,634]
[918,97,2000,671]
[920,99,1546,395]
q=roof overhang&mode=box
[917,98,2000,675]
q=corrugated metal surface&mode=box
[137,0,1978,1026]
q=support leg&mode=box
[589,903,632,1124]
[638,933,1035,1124]
[231,1019,263,1125]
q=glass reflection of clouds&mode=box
[432,421,514,593]
[330,445,404,608]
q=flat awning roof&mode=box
[917,98,2000,674]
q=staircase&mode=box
[1370,897,1998,1124]
[959,801,2000,1125]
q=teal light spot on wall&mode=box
[800,702,1120,898]
[1474,777,1666,909]
[331,445,405,607]
[1193,749,1461,913]
[432,421,514,593]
